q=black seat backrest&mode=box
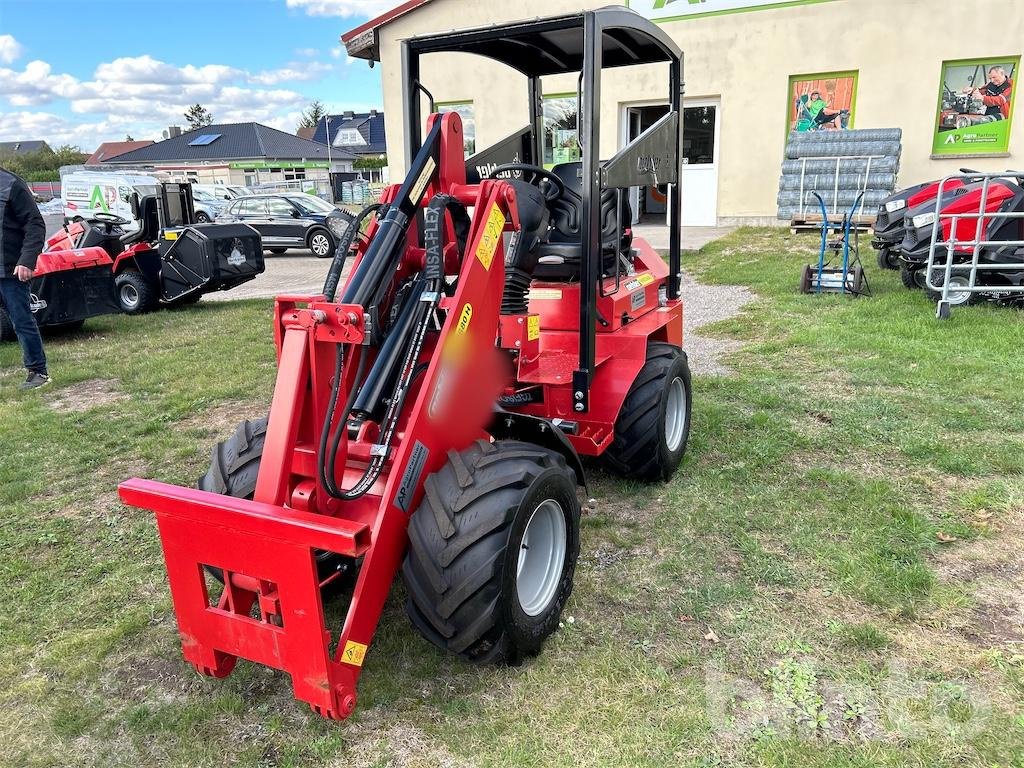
[122,195,161,246]
[547,161,631,249]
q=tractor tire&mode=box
[0,307,15,342]
[402,440,581,664]
[268,247,288,255]
[198,417,354,591]
[115,269,157,314]
[603,342,692,482]
[899,263,922,290]
[307,228,335,259]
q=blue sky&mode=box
[0,0,392,150]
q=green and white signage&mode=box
[228,160,329,170]
[628,0,835,23]
[932,56,1019,156]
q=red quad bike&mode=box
[0,218,121,341]
[119,8,692,720]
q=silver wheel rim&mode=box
[516,499,567,617]
[120,283,139,310]
[665,376,687,452]
[946,276,972,305]
[311,234,330,256]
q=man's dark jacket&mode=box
[0,168,46,277]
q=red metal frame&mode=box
[118,111,683,719]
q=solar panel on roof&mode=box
[188,134,222,146]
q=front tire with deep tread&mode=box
[899,263,922,290]
[402,440,581,665]
[198,418,352,588]
[603,342,692,482]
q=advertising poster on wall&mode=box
[932,57,1018,156]
[788,71,857,134]
[628,0,835,23]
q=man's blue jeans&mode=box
[0,277,47,374]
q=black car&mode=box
[216,194,354,258]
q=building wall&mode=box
[374,0,1024,223]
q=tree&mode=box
[298,100,327,131]
[125,134,135,142]
[184,104,214,130]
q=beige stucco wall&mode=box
[373,0,1024,224]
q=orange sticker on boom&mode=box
[475,204,505,271]
[341,641,367,667]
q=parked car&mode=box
[191,187,226,223]
[215,194,353,257]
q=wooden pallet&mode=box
[790,213,875,235]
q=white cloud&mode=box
[330,47,344,59]
[295,47,320,58]
[250,61,334,85]
[285,0,398,18]
[0,34,24,64]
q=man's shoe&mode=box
[21,372,51,390]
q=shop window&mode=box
[682,106,717,165]
[284,167,306,181]
[437,101,476,158]
[543,94,580,167]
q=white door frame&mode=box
[620,97,722,226]
[680,97,721,227]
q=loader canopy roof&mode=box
[403,6,681,77]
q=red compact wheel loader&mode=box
[119,7,692,720]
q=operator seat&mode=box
[120,195,161,247]
[533,161,632,282]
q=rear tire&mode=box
[198,418,353,590]
[115,269,157,314]
[268,247,288,255]
[899,263,922,290]
[925,271,982,306]
[603,342,692,482]
[402,440,581,664]
[0,307,15,342]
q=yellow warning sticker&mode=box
[341,640,368,667]
[475,204,505,271]
[637,273,655,286]
[527,315,540,341]
[456,303,473,335]
[164,231,178,241]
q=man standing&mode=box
[1,167,49,389]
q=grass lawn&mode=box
[1,227,1023,767]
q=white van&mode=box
[59,170,160,231]
[193,183,238,201]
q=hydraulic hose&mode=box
[322,203,381,302]
[318,193,471,501]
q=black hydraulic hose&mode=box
[322,203,381,302]
[320,193,470,502]
[318,345,369,499]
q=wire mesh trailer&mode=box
[926,172,1024,319]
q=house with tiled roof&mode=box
[103,122,356,188]
[86,140,155,165]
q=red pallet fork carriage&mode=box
[119,7,692,720]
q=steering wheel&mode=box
[486,163,564,203]
[92,211,132,233]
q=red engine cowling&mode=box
[34,247,114,277]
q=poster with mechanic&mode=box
[933,57,1019,155]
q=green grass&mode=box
[2,228,1023,767]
